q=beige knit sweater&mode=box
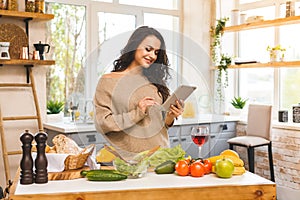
[94,72,170,156]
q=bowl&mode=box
[113,157,149,179]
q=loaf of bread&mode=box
[52,134,82,154]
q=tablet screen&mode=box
[162,85,197,110]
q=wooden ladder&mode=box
[0,67,43,185]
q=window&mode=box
[280,23,300,110]
[96,12,136,75]
[46,3,86,107]
[144,13,180,74]
[280,68,300,109]
[239,68,274,104]
[220,0,300,116]
[119,0,178,10]
[46,0,181,115]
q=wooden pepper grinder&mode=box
[34,131,48,184]
[20,130,34,185]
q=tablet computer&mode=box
[162,85,197,110]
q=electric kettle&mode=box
[33,41,50,60]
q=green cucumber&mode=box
[80,169,117,177]
[85,170,127,181]
[154,160,176,174]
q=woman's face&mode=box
[132,35,161,69]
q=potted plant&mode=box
[230,97,248,116]
[46,100,64,123]
[231,97,248,109]
[267,44,286,62]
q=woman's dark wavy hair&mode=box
[112,26,171,102]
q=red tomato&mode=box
[190,161,205,177]
[175,160,189,176]
[184,157,192,165]
[202,159,212,174]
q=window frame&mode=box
[46,0,183,99]
[235,0,295,115]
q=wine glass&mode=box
[191,126,209,158]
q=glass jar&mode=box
[7,0,18,11]
[35,0,44,13]
[25,0,35,12]
[0,0,8,10]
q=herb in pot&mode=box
[47,100,64,114]
[231,97,248,109]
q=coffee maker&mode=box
[0,42,10,60]
[33,41,50,60]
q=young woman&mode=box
[94,26,183,157]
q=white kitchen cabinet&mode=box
[168,121,236,158]
[208,122,236,156]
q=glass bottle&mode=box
[7,0,18,11]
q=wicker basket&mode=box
[64,144,95,170]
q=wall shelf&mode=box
[211,61,300,70]
[0,10,54,20]
[0,59,55,66]
[224,16,300,32]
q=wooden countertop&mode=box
[9,171,276,200]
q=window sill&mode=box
[272,121,300,131]
[238,120,300,131]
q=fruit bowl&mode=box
[113,157,149,179]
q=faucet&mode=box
[83,99,94,123]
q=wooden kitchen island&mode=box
[9,171,276,200]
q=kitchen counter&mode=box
[43,114,240,133]
[43,119,96,134]
[10,171,275,200]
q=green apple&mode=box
[215,158,234,178]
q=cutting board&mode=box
[48,166,90,180]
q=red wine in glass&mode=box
[191,126,209,158]
[191,135,209,146]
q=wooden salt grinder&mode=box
[34,131,48,184]
[20,130,34,185]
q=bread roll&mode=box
[52,134,82,154]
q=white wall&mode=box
[182,0,213,114]
[0,3,49,187]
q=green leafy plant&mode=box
[231,97,248,109]
[210,17,229,64]
[216,54,232,101]
[210,17,232,101]
[47,100,64,114]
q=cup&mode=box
[231,9,240,25]
[20,47,29,59]
[240,13,246,24]
[32,50,40,60]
